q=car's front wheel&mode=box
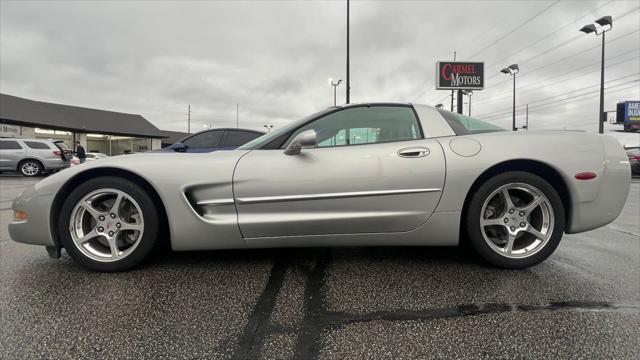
[466,171,565,269]
[58,176,159,272]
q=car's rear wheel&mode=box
[19,160,42,177]
[466,171,565,269]
[58,176,159,272]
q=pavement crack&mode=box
[324,301,640,327]
[233,255,291,360]
[293,249,331,360]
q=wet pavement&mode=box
[1,176,638,359]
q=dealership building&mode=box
[0,93,180,155]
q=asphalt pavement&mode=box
[1,176,638,359]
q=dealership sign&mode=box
[436,61,484,90]
[625,101,640,122]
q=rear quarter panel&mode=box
[435,131,630,233]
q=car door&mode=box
[181,130,225,153]
[0,139,26,171]
[233,105,446,238]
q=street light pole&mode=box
[187,104,191,133]
[599,29,605,133]
[462,90,473,116]
[346,0,350,104]
[512,72,516,131]
[329,79,343,106]
[501,64,519,131]
[580,16,612,134]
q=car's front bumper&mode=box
[8,186,57,246]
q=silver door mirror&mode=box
[284,130,317,155]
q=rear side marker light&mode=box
[14,210,28,221]
[575,172,597,180]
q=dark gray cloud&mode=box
[1,0,638,139]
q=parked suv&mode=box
[0,138,71,176]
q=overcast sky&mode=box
[1,0,638,140]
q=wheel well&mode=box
[17,158,43,171]
[50,167,170,248]
[460,159,572,241]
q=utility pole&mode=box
[236,104,239,128]
[346,0,350,104]
[450,51,456,112]
[187,104,191,133]
[524,104,529,130]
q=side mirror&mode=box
[284,130,317,155]
[172,142,189,153]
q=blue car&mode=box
[163,128,265,153]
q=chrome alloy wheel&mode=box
[21,162,39,176]
[480,182,554,259]
[69,188,144,262]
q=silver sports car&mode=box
[9,103,631,272]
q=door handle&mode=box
[397,147,430,158]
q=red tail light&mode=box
[575,172,597,180]
[52,150,61,156]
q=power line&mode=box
[482,7,640,85]
[476,79,640,119]
[493,84,640,120]
[508,85,639,117]
[476,50,639,105]
[468,0,562,59]
[476,80,639,119]
[485,28,640,87]
[476,83,640,122]
[483,1,615,64]
[410,2,639,104]
[476,76,639,118]
[410,0,562,102]
[426,94,450,106]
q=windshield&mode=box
[238,108,336,150]
[437,109,505,135]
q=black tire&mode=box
[58,176,160,272]
[465,171,565,269]
[18,159,42,177]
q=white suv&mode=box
[0,138,71,176]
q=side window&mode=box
[0,140,23,150]
[289,106,421,148]
[182,130,224,149]
[224,131,263,147]
[24,141,51,149]
[437,109,505,134]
